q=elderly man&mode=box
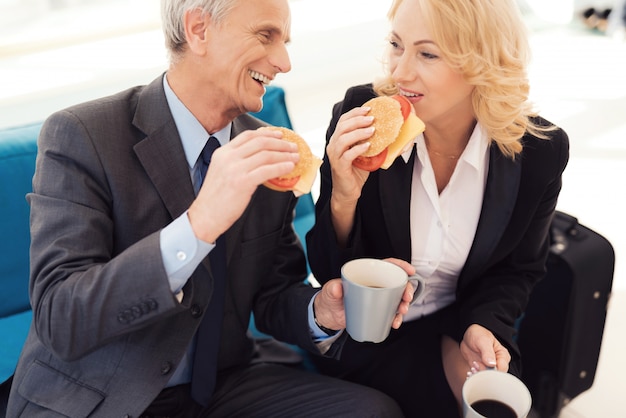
[5,0,414,417]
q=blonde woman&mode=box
[306,0,569,415]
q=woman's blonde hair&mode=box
[375,0,553,158]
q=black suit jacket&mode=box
[8,75,324,417]
[306,84,569,357]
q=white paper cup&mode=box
[341,258,408,343]
[462,369,532,418]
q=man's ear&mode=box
[184,8,210,55]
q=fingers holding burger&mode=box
[260,126,322,196]
[352,95,425,172]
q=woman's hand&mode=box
[461,324,511,374]
[326,106,377,245]
[384,258,416,329]
[326,106,376,205]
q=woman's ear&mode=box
[183,8,210,55]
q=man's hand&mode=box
[188,128,299,243]
[313,258,416,331]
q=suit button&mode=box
[139,301,152,314]
[131,305,143,318]
[146,298,158,310]
[160,361,172,375]
[190,304,203,318]
[117,310,133,324]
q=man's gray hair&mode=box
[161,0,239,62]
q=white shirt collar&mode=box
[401,122,489,168]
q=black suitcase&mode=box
[517,211,615,418]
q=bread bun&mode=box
[268,127,313,178]
[361,96,404,157]
[353,95,425,171]
[260,127,322,195]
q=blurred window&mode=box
[0,0,159,58]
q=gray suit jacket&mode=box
[8,75,323,417]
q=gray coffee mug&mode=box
[341,258,410,343]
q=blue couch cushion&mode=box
[0,123,40,318]
[0,310,32,382]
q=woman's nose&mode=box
[391,53,415,83]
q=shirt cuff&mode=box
[308,293,343,339]
[160,210,213,294]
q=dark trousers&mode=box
[312,305,464,418]
[312,304,522,418]
[140,363,403,418]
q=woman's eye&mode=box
[389,40,400,49]
[420,51,439,60]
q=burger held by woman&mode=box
[305,0,569,416]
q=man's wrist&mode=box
[313,302,340,336]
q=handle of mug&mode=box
[408,275,426,305]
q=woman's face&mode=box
[388,0,474,127]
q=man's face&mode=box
[202,0,292,116]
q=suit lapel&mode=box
[131,88,270,270]
[379,147,416,260]
[460,146,522,282]
[131,76,213,282]
[133,76,196,221]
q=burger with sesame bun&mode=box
[352,95,425,172]
[261,126,322,196]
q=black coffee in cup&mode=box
[470,399,517,418]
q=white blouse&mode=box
[402,123,490,321]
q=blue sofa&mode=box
[0,85,315,387]
[0,123,40,384]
